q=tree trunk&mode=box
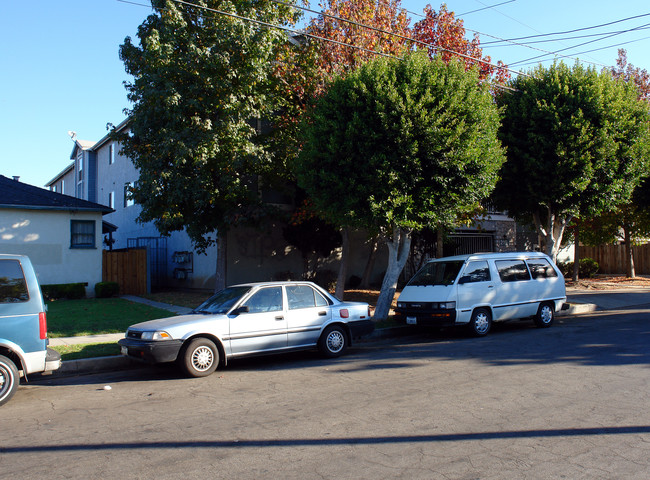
[360,234,379,289]
[373,226,412,321]
[436,228,444,258]
[572,225,580,282]
[335,227,350,300]
[533,209,570,264]
[624,223,635,278]
[214,230,227,292]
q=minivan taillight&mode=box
[39,312,47,340]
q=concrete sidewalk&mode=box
[45,288,650,377]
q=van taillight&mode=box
[39,312,47,340]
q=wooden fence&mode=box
[103,249,149,295]
[580,244,650,275]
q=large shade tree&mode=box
[116,0,298,290]
[493,61,650,263]
[295,52,505,319]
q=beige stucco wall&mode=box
[0,208,104,296]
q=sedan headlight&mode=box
[140,331,172,341]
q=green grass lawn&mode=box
[46,298,176,338]
[50,342,121,361]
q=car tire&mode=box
[468,308,492,337]
[179,338,219,378]
[318,325,348,358]
[0,355,19,407]
[534,302,554,328]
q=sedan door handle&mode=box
[318,311,327,316]
[275,316,284,321]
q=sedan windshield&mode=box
[408,261,464,286]
[193,286,251,314]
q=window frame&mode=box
[70,220,96,249]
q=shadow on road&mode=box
[3,425,650,454]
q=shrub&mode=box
[558,257,600,278]
[313,269,338,292]
[95,282,119,298]
[347,275,362,289]
[42,283,86,300]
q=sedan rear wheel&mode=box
[180,338,219,378]
[318,325,348,358]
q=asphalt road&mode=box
[1,308,649,479]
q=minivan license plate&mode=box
[406,316,417,325]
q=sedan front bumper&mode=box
[118,337,184,364]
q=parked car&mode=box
[118,281,374,377]
[0,254,61,406]
[395,252,566,336]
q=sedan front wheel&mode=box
[180,338,219,378]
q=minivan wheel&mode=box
[0,355,19,407]
[534,302,554,328]
[180,338,219,378]
[468,308,492,337]
[319,325,348,358]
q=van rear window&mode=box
[408,261,464,286]
[527,258,558,279]
[495,260,531,282]
[0,260,29,303]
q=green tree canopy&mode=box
[295,52,505,319]
[116,0,298,289]
[493,61,650,262]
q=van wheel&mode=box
[535,302,554,328]
[0,355,19,407]
[179,338,219,378]
[468,308,492,337]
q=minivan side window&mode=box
[527,258,558,279]
[0,260,29,303]
[460,261,491,283]
[495,260,531,282]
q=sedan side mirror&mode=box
[233,305,249,315]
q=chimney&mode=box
[12,176,20,182]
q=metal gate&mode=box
[127,237,168,290]
[444,233,494,256]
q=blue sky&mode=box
[1,0,649,189]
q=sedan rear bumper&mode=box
[348,319,375,339]
[118,338,184,364]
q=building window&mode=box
[124,182,134,207]
[51,185,58,193]
[108,191,115,209]
[61,179,65,194]
[70,220,95,249]
[109,143,115,165]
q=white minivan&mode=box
[395,252,566,336]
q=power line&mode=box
[457,0,517,17]
[509,21,650,67]
[482,11,650,45]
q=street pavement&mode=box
[46,287,650,377]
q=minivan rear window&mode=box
[495,260,531,282]
[0,260,29,303]
[527,258,558,279]
[408,261,464,286]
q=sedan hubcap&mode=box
[192,346,214,371]
[327,331,344,353]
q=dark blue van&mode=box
[0,254,61,406]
